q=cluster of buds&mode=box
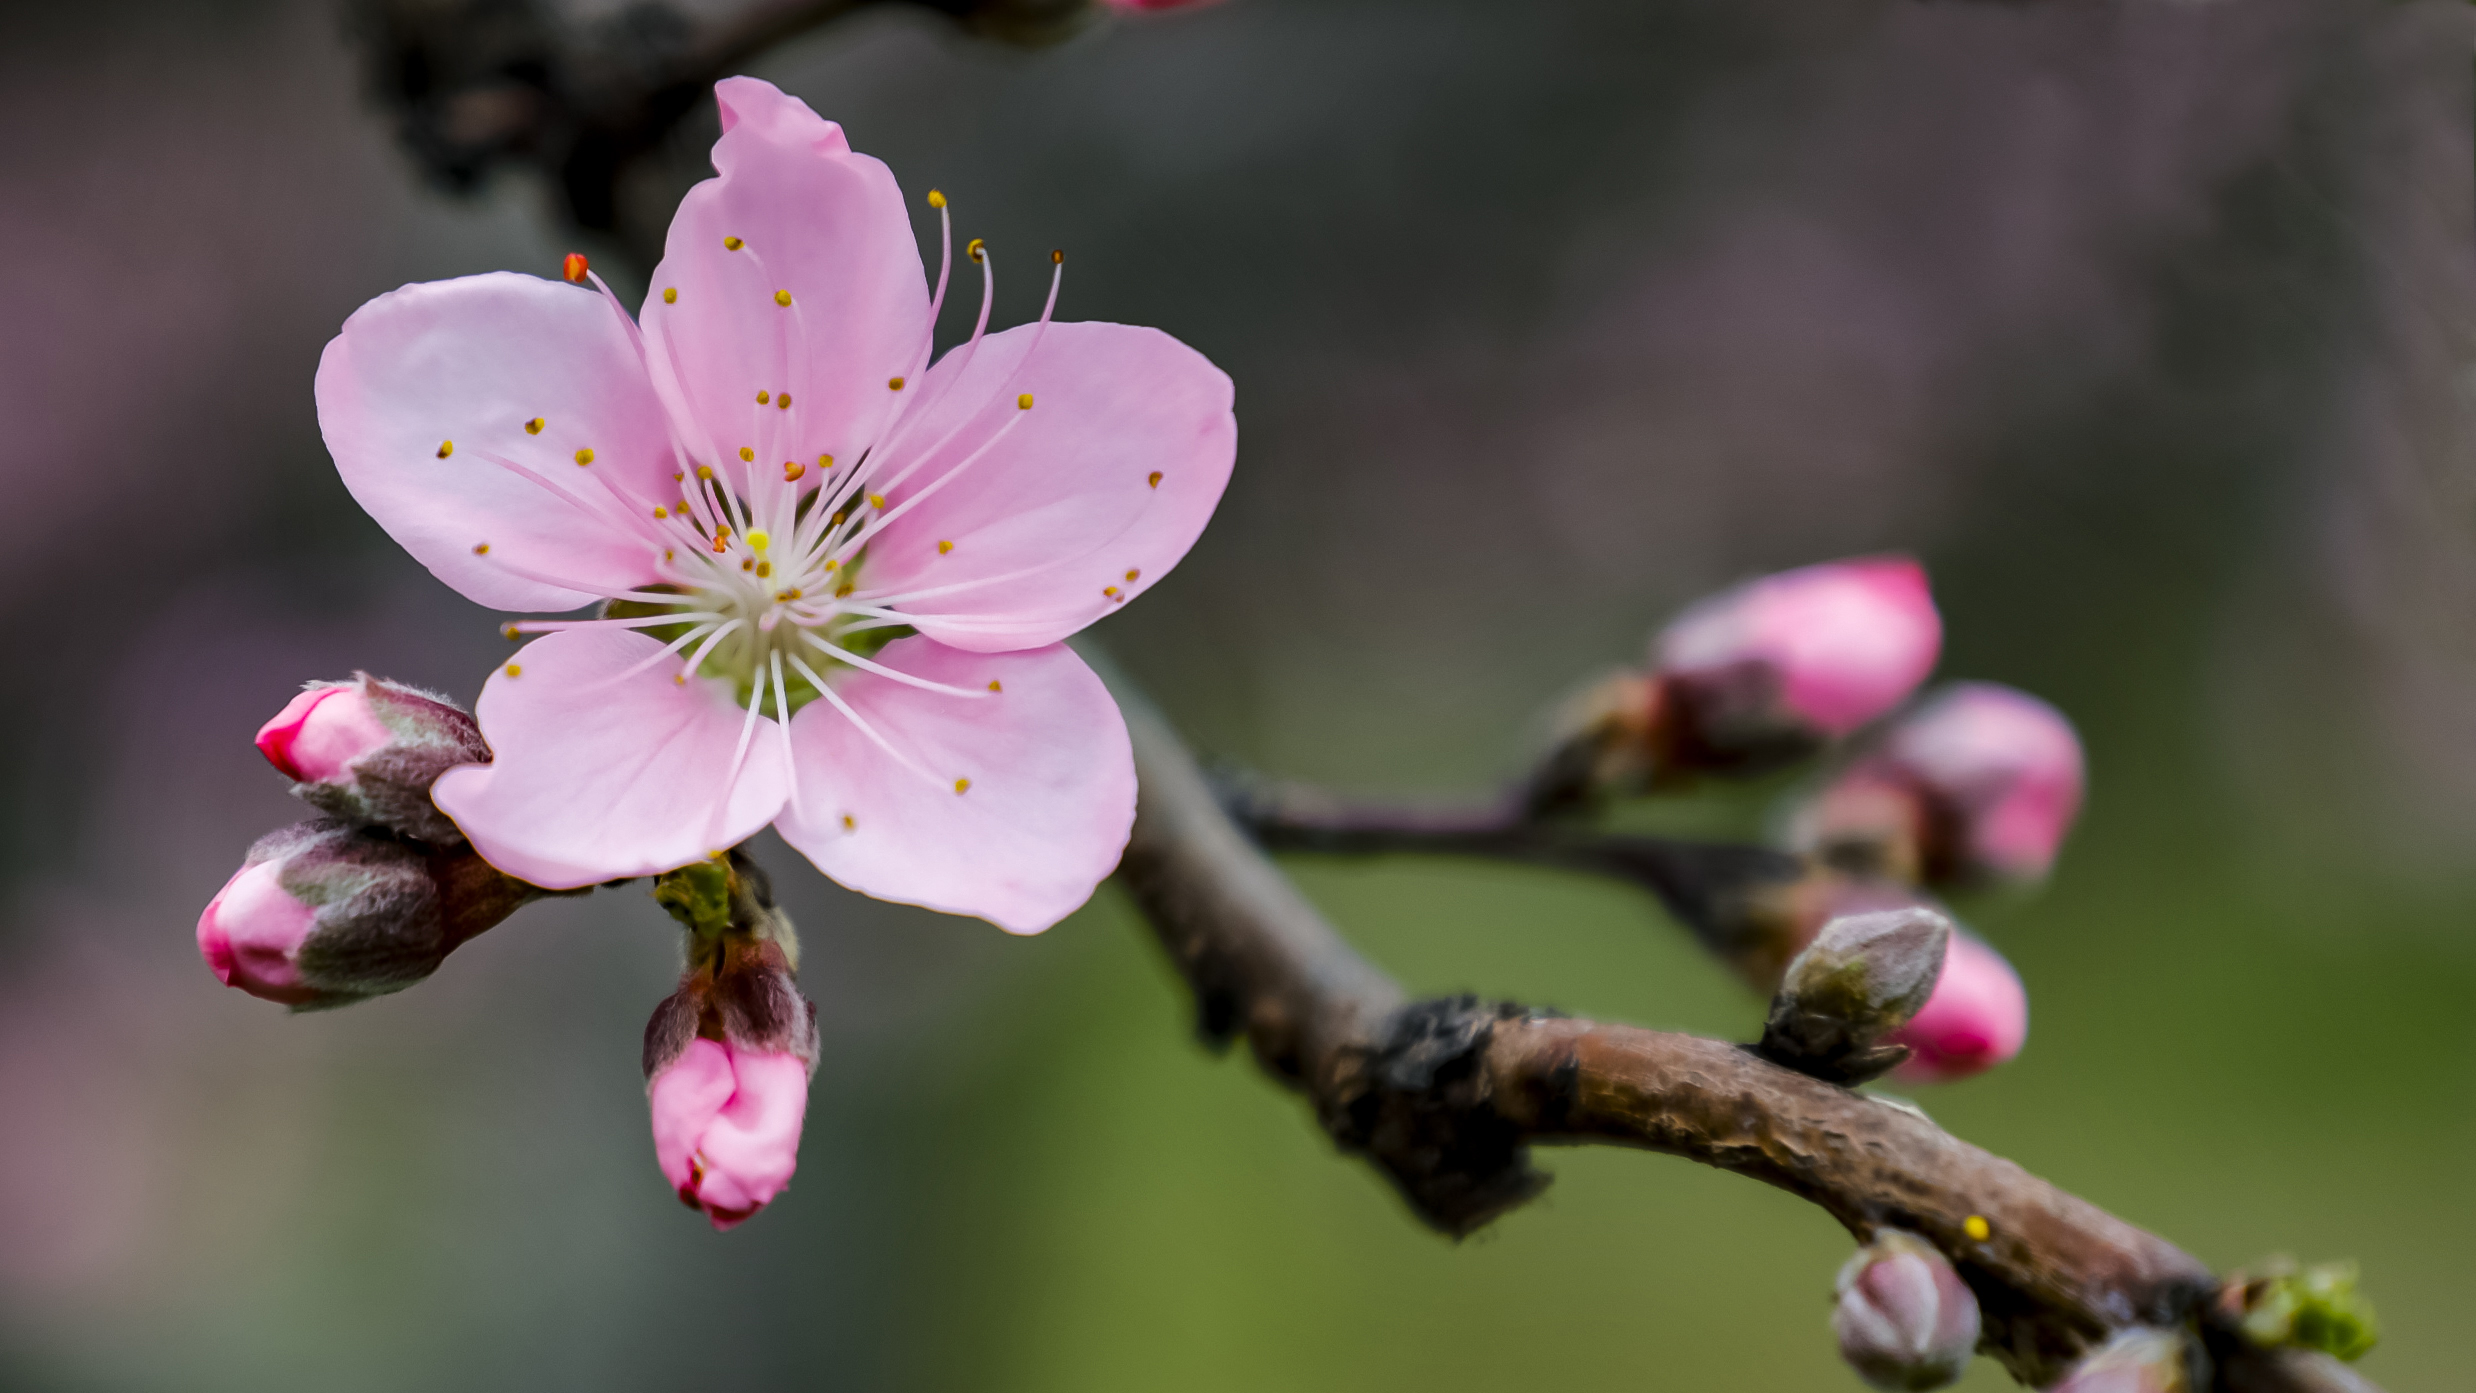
[198,676,538,1009]
[1831,1229,1981,1389]
[640,854,819,1230]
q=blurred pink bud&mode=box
[252,676,490,845]
[1883,683,2084,885]
[1655,557,1942,765]
[1833,1229,1980,1389]
[1888,931,2027,1083]
[2047,1329,2194,1393]
[196,859,323,1007]
[650,1038,811,1231]
[257,684,392,785]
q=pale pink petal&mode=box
[640,77,928,496]
[316,272,681,612]
[649,1038,736,1194]
[856,321,1236,652]
[774,640,1133,933]
[431,629,790,888]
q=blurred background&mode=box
[1,0,2470,1387]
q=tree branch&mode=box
[1109,681,2382,1393]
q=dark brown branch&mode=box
[353,0,1096,245]
[1111,683,2381,1393]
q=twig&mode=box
[1110,680,2380,1392]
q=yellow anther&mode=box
[824,558,841,571]
[674,471,686,482]
[1018,393,1034,410]
[654,505,669,519]
[723,236,744,251]
[1147,471,1163,488]
[756,561,772,578]
[835,582,854,598]
[674,673,687,685]
[437,440,454,458]
[776,588,802,602]
[748,531,770,552]
[1051,249,1063,265]
[937,540,953,554]
[783,459,806,482]
[525,417,545,435]
[695,465,715,480]
[472,542,490,555]
[504,663,522,677]
[776,393,792,410]
[500,623,518,639]
[841,813,856,831]
[953,778,971,794]
[741,558,755,572]
[1103,586,1120,598]
[663,548,675,561]
[987,680,1002,693]
[574,447,594,466]
[774,289,792,307]
[927,189,946,209]
[663,287,678,304]
[757,390,770,405]
[831,509,850,526]
[739,446,755,462]
[966,238,985,263]
[868,493,887,510]
[1125,568,1140,582]
[887,376,906,391]
[818,453,834,470]
[1964,1215,1991,1242]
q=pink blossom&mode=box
[315,77,1235,932]
[1888,931,2027,1084]
[256,684,393,785]
[649,1037,810,1231]
[1657,557,1941,739]
[1881,682,2084,884]
[195,860,321,1007]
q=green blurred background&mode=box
[0,0,2468,1388]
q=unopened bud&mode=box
[2047,1329,2198,1393]
[1652,556,1941,773]
[2221,1259,2378,1362]
[1832,1229,1979,1389]
[1802,683,2084,889]
[1760,906,1950,1083]
[1887,931,2027,1084]
[642,857,818,1233]
[256,675,490,844]
[196,819,536,1009]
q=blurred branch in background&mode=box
[353,0,1097,247]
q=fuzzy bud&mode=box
[1802,683,2084,889]
[256,675,489,844]
[1832,1229,1980,1389]
[1761,906,1950,1083]
[1652,556,1942,774]
[2046,1329,2198,1393]
[642,891,819,1232]
[1886,931,2027,1084]
[196,819,536,1009]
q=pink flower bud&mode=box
[197,859,324,1007]
[257,684,394,785]
[649,1038,811,1231]
[1833,1229,1980,1389]
[2047,1329,2195,1393]
[1887,931,2027,1083]
[1881,683,2084,885]
[252,675,490,845]
[1655,557,1942,768]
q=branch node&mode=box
[1325,995,1555,1238]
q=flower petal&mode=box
[640,77,928,497]
[316,272,680,612]
[432,629,789,888]
[774,640,1133,934]
[856,321,1236,652]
